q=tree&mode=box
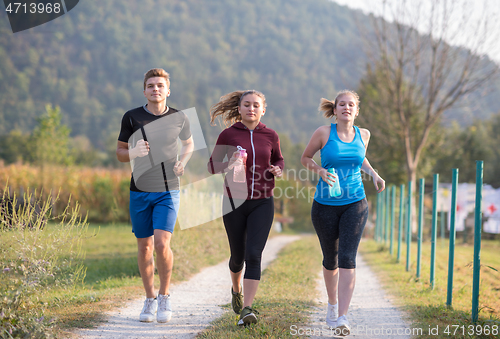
[484,113,500,187]
[357,64,446,190]
[0,129,33,164]
[432,121,494,184]
[31,105,73,175]
[359,0,500,230]
[277,133,306,172]
[70,135,104,167]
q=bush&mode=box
[0,190,89,338]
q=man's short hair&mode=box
[144,68,170,89]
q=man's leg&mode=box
[130,191,158,322]
[137,236,155,298]
[154,229,173,296]
[130,191,155,298]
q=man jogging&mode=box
[116,68,194,323]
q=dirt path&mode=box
[76,234,301,339]
[308,253,413,338]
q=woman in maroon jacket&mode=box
[208,90,284,326]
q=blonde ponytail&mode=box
[318,98,335,118]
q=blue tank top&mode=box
[314,123,366,206]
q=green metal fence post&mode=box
[416,178,424,279]
[379,192,383,242]
[397,184,405,263]
[381,189,386,243]
[440,210,445,240]
[390,185,396,256]
[472,161,483,323]
[376,193,381,242]
[385,187,390,245]
[430,173,439,289]
[375,193,378,241]
[446,169,459,307]
[406,180,413,272]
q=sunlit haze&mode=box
[331,0,500,64]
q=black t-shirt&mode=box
[118,105,191,192]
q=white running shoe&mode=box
[139,297,157,322]
[335,315,351,336]
[157,294,172,323]
[326,302,338,328]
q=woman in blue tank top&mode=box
[301,90,385,335]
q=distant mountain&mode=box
[0,0,498,149]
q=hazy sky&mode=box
[331,0,500,64]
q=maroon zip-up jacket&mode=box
[208,122,284,200]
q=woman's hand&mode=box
[269,165,282,177]
[228,151,243,170]
[319,168,336,186]
[373,173,385,193]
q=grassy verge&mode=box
[359,238,500,339]
[198,235,322,339]
[1,212,87,338]
[45,220,229,336]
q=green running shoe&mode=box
[231,286,243,314]
[237,306,259,326]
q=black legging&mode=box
[222,196,274,280]
[311,198,368,270]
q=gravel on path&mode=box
[76,234,301,339]
[307,254,413,339]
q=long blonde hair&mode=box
[210,90,267,127]
[319,90,360,118]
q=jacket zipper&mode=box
[250,130,256,199]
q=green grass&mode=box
[198,235,322,339]
[1,215,88,339]
[359,238,500,339]
[44,220,230,335]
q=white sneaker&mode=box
[139,297,157,322]
[326,302,338,328]
[157,294,172,323]
[335,315,351,336]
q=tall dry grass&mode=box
[1,190,89,338]
[0,163,130,222]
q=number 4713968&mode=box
[5,2,61,14]
[444,324,498,336]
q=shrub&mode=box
[0,190,88,338]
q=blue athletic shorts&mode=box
[129,190,180,238]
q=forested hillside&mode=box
[1,0,499,150]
